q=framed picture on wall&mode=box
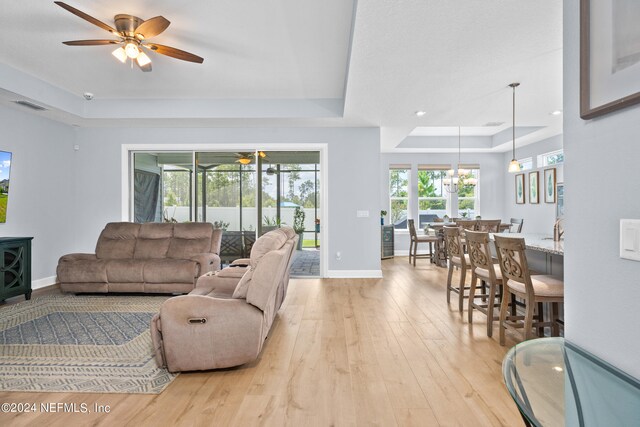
[580,0,640,119]
[544,168,557,203]
[529,171,539,204]
[515,174,525,204]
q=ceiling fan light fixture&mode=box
[136,51,151,67]
[112,47,127,63]
[124,42,140,59]
[238,158,252,165]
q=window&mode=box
[516,157,533,171]
[458,167,479,218]
[417,166,449,227]
[389,167,409,230]
[537,149,564,167]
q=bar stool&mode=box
[443,225,470,312]
[494,235,564,345]
[465,230,504,337]
[408,219,438,266]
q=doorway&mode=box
[131,149,322,277]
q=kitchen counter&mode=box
[493,233,564,256]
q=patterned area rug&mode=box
[0,295,177,394]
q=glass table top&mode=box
[502,337,640,426]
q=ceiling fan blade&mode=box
[62,39,121,46]
[54,2,118,34]
[134,16,170,39]
[144,43,204,64]
[136,58,152,72]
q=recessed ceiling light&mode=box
[550,110,563,116]
[484,121,505,127]
[415,111,426,117]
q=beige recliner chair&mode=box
[150,227,298,372]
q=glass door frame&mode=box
[123,143,328,277]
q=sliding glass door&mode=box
[132,149,321,260]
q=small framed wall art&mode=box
[544,168,557,203]
[515,173,525,204]
[529,171,539,204]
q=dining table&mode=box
[424,221,513,267]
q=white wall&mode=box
[564,0,640,379]
[380,152,504,254]
[74,127,381,276]
[502,135,564,234]
[0,104,77,285]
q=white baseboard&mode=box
[326,270,383,278]
[32,276,57,290]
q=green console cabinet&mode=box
[0,237,33,302]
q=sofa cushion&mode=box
[57,259,108,283]
[106,260,145,283]
[232,267,253,299]
[249,228,289,267]
[96,222,141,260]
[167,223,213,259]
[144,259,199,283]
[134,223,173,259]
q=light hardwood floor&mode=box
[0,258,523,426]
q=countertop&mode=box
[492,233,564,256]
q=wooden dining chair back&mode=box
[453,219,477,231]
[509,218,524,233]
[494,235,564,345]
[407,219,437,266]
[465,230,503,336]
[443,226,470,311]
[477,219,502,233]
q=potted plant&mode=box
[380,210,387,226]
[293,207,305,250]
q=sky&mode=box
[0,151,12,181]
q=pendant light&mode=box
[444,127,476,193]
[508,82,521,172]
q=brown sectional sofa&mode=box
[151,226,298,372]
[57,222,222,294]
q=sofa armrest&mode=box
[190,253,221,274]
[193,270,240,297]
[58,253,97,263]
[152,295,264,372]
[230,258,250,267]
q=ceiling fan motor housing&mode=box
[114,14,144,37]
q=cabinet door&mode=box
[0,241,28,299]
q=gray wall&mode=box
[565,1,640,378]
[0,104,77,282]
[74,127,382,274]
[502,135,564,234]
[380,152,504,253]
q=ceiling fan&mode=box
[54,1,204,72]
[234,151,268,165]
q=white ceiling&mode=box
[0,0,563,152]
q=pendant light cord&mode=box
[512,84,516,159]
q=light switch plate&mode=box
[356,210,369,218]
[620,219,640,261]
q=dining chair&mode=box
[477,219,502,233]
[494,235,564,345]
[453,219,477,231]
[509,218,524,233]
[465,230,503,337]
[443,226,470,311]
[408,219,438,266]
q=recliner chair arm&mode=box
[190,253,221,275]
[152,295,264,372]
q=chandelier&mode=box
[444,127,477,193]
